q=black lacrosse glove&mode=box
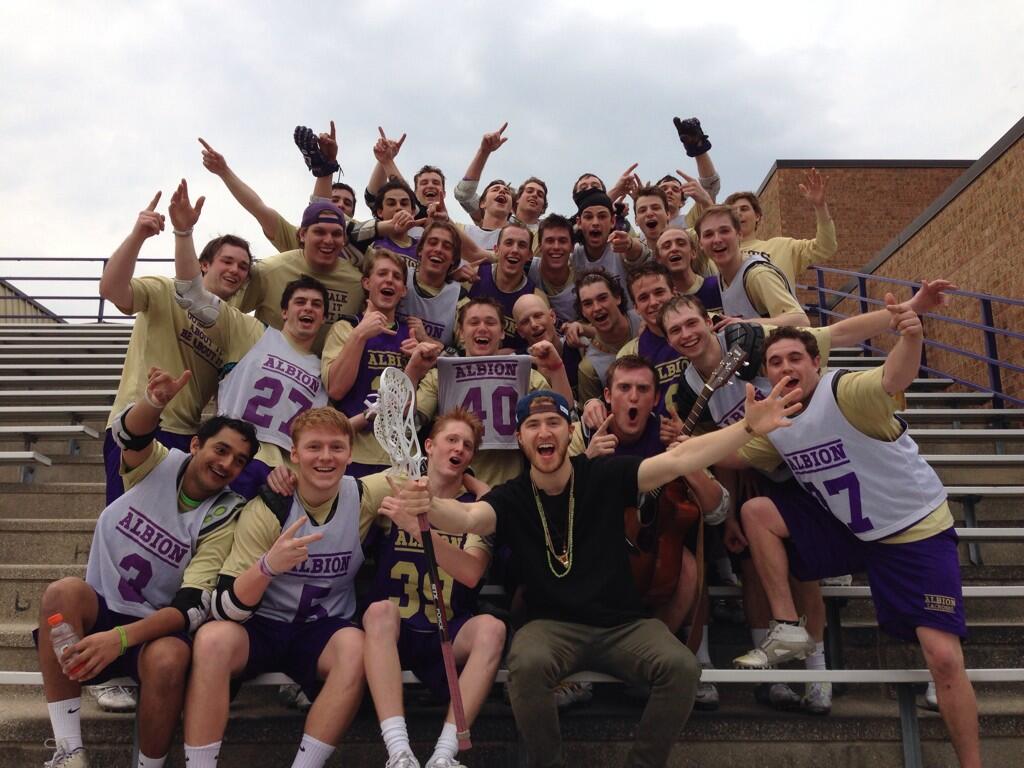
[672,117,712,157]
[294,125,340,178]
[723,322,765,381]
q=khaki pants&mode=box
[507,618,698,768]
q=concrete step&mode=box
[0,324,132,335]
[0,406,109,424]
[0,364,125,375]
[1,681,1022,767]
[0,391,117,405]
[0,435,104,458]
[0,519,95,566]
[0,343,128,354]
[0,354,127,365]
[899,409,1024,426]
[903,392,993,407]
[0,483,105,517]
[0,375,121,388]
[0,455,107,483]
[910,429,1024,454]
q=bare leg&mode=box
[38,578,99,703]
[303,627,366,745]
[183,621,250,746]
[136,636,190,758]
[741,497,799,620]
[362,599,404,721]
[447,614,506,725]
[917,626,981,768]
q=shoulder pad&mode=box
[257,486,293,528]
[723,323,765,381]
[200,491,246,535]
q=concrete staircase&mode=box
[1,325,1022,767]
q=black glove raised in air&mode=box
[672,117,712,158]
[294,125,340,178]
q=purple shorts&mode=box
[239,614,359,700]
[229,458,271,501]
[397,614,471,701]
[33,589,190,685]
[103,429,193,505]
[765,479,966,643]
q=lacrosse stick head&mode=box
[373,367,423,479]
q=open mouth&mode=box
[627,406,639,422]
[643,217,658,230]
[298,313,316,328]
[448,455,463,468]
[428,254,445,265]
[313,465,337,475]
[380,286,396,299]
[537,442,556,457]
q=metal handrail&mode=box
[805,266,1022,409]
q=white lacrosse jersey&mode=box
[218,328,327,452]
[464,224,501,251]
[529,258,578,325]
[397,272,461,347]
[258,476,365,622]
[86,449,241,616]
[721,253,790,319]
[766,371,947,541]
[437,355,533,450]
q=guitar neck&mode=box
[682,385,714,437]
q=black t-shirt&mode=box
[483,453,647,627]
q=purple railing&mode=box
[805,266,1024,409]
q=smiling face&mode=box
[186,427,253,497]
[764,338,820,401]
[516,180,547,218]
[415,171,445,206]
[578,279,623,335]
[635,194,669,242]
[281,287,326,342]
[578,205,613,251]
[662,303,714,361]
[655,228,696,280]
[300,220,347,271]
[496,225,531,283]
[630,273,674,330]
[417,227,457,286]
[481,182,513,218]
[425,419,477,483]
[202,244,251,299]
[290,425,352,497]
[514,294,556,346]
[698,211,741,271]
[605,365,658,441]
[517,412,572,475]
[362,255,406,312]
[539,225,572,273]
[458,302,503,356]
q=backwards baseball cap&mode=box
[574,188,614,215]
[300,201,346,229]
[515,390,572,429]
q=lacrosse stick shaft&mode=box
[418,512,472,750]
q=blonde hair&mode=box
[430,407,485,454]
[291,406,354,446]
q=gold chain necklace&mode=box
[531,470,575,577]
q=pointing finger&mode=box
[396,133,407,149]
[282,515,309,539]
[197,137,213,151]
[623,162,638,176]
[676,170,696,182]
[329,120,336,139]
[378,126,387,140]
[497,121,508,134]
[146,191,162,211]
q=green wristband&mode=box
[115,625,128,657]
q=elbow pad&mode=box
[171,587,212,633]
[211,575,259,623]
[110,404,158,452]
[703,483,731,526]
[174,275,222,328]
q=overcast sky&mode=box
[1,0,1021,319]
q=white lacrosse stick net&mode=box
[373,367,423,479]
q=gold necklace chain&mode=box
[531,470,575,577]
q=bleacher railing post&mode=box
[896,683,924,768]
[979,297,1005,409]
[97,258,108,323]
[815,269,828,326]
[857,275,871,356]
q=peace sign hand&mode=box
[169,179,205,231]
[265,516,323,574]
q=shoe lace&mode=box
[43,739,79,768]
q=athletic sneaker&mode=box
[553,680,594,709]
[733,619,815,668]
[43,739,89,768]
[801,682,833,715]
[923,681,939,711]
[425,758,466,768]
[278,684,313,711]
[90,685,136,713]
[754,682,801,709]
[694,665,719,712]
[385,752,420,768]
[820,574,853,587]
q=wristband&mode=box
[115,625,128,657]
[742,419,755,436]
[257,553,280,579]
[143,390,167,410]
[172,227,194,237]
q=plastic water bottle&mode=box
[48,613,81,674]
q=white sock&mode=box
[694,626,712,666]
[751,627,768,646]
[47,698,83,753]
[805,642,826,672]
[291,733,335,768]
[183,741,221,768]
[428,721,459,764]
[381,715,411,760]
[138,753,167,768]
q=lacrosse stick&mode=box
[373,367,471,750]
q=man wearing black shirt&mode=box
[386,385,801,767]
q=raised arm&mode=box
[198,137,281,240]
[366,126,408,197]
[455,123,508,222]
[881,296,925,396]
[112,366,193,470]
[382,477,497,538]
[530,340,575,409]
[98,191,164,313]
[825,279,953,348]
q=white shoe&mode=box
[90,685,136,713]
[820,574,853,587]
[801,681,833,715]
[43,739,89,768]
[386,751,420,768]
[733,619,815,668]
[754,682,801,710]
[425,758,466,768]
[923,681,939,711]
[694,664,719,711]
[553,680,593,709]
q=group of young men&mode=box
[34,116,981,768]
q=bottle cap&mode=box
[47,614,64,627]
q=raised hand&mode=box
[607,229,632,254]
[168,179,205,232]
[586,414,618,459]
[798,168,827,209]
[480,122,509,153]
[146,367,192,409]
[264,516,324,574]
[198,138,228,176]
[425,201,448,224]
[904,279,955,315]
[672,117,712,157]
[319,119,340,166]
[886,293,924,338]
[528,339,564,374]
[450,262,480,284]
[676,170,713,207]
[743,379,802,436]
[376,126,406,162]
[132,191,165,240]
[356,309,398,340]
